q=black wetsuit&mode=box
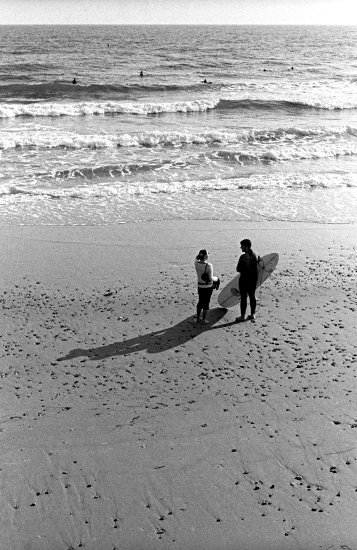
[237,250,259,316]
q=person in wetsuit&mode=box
[236,239,260,322]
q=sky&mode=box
[0,0,356,26]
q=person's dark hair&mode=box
[196,249,208,260]
[240,239,252,248]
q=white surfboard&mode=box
[217,253,279,308]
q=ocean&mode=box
[0,24,356,226]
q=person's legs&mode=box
[240,292,247,317]
[196,288,203,322]
[238,279,248,320]
[247,280,257,319]
[248,289,256,316]
[201,287,213,324]
[236,279,251,322]
[196,305,202,322]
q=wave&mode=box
[1,125,356,153]
[53,162,168,180]
[1,92,356,120]
[220,78,357,110]
[1,172,355,200]
[0,98,219,118]
[218,97,357,111]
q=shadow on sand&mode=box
[58,307,231,362]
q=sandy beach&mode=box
[1,220,356,550]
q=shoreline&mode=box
[2,185,357,227]
[1,220,357,549]
[1,219,355,285]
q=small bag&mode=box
[201,264,210,283]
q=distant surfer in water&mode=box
[140,71,144,77]
[236,239,260,322]
[72,78,77,84]
[194,249,214,325]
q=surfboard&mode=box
[217,253,279,308]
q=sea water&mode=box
[0,24,356,225]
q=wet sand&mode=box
[0,220,356,550]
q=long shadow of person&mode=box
[58,307,228,362]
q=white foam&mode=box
[0,125,355,152]
[0,98,220,119]
[1,171,355,200]
[222,79,357,110]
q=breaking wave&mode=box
[1,90,356,120]
[1,172,355,200]
[0,99,219,118]
[1,125,356,149]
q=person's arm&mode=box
[236,255,244,273]
[207,263,213,281]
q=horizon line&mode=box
[1,22,356,26]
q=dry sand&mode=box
[0,220,356,550]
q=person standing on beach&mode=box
[236,239,259,322]
[194,249,214,324]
